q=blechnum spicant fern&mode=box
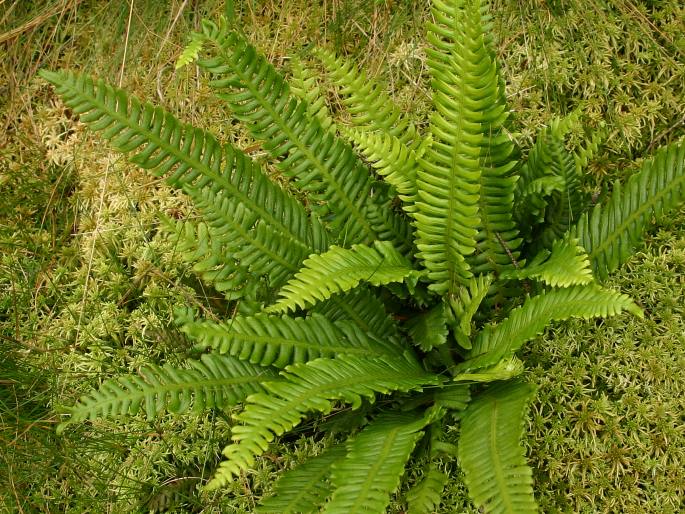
[41,0,685,511]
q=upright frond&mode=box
[57,355,275,434]
[179,312,399,368]
[324,412,427,514]
[459,284,643,371]
[459,381,538,514]
[289,56,337,134]
[207,355,440,489]
[266,241,420,314]
[447,273,493,349]
[573,140,685,279]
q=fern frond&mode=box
[406,467,448,514]
[257,444,345,514]
[501,235,593,287]
[453,356,524,383]
[208,355,440,489]
[573,140,685,279]
[179,312,399,368]
[57,354,275,434]
[314,47,419,148]
[266,241,420,314]
[314,288,400,341]
[574,124,606,173]
[344,127,418,211]
[432,384,471,413]
[324,412,427,514]
[289,56,337,134]
[447,274,493,350]
[406,302,448,352]
[418,0,519,292]
[459,381,537,514]
[459,284,643,371]
[197,24,398,245]
[175,33,205,69]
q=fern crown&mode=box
[41,0,685,512]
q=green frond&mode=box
[515,115,584,248]
[324,412,427,514]
[459,381,537,514]
[57,354,275,434]
[344,127,418,211]
[406,302,448,352]
[175,33,205,69]
[289,56,337,134]
[432,384,471,413]
[313,288,400,341]
[406,467,448,514]
[573,140,685,279]
[257,445,346,514]
[447,274,493,350]
[574,124,606,173]
[459,284,643,371]
[207,355,440,489]
[501,235,593,287]
[418,0,519,293]
[179,312,400,368]
[314,47,419,148]
[161,217,252,300]
[196,23,400,245]
[453,356,524,383]
[266,241,420,314]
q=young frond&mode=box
[458,381,537,514]
[57,355,275,434]
[406,302,448,352]
[447,273,493,349]
[257,445,346,514]
[175,33,205,69]
[500,235,593,287]
[207,355,440,489]
[266,241,421,314]
[459,284,643,372]
[179,312,400,368]
[325,412,427,514]
[406,466,448,514]
[314,47,419,148]
[573,140,685,279]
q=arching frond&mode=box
[267,241,420,314]
[257,445,345,514]
[314,47,419,148]
[197,23,401,245]
[459,284,643,372]
[57,355,275,434]
[406,302,448,352]
[418,0,519,293]
[179,312,399,368]
[324,412,427,514]
[289,55,337,134]
[501,235,593,287]
[573,140,685,279]
[207,355,440,489]
[459,381,537,514]
[406,466,448,514]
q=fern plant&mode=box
[40,0,685,511]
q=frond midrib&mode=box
[489,398,515,511]
[212,45,376,241]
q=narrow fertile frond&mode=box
[197,23,398,245]
[500,235,593,287]
[208,355,440,489]
[179,312,399,368]
[267,241,420,314]
[57,355,275,434]
[314,47,419,148]
[344,128,418,210]
[418,0,519,292]
[406,302,448,352]
[324,412,427,514]
[406,467,448,514]
[257,445,345,514]
[573,140,685,279]
[459,284,643,371]
[289,56,337,134]
[459,381,537,514]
